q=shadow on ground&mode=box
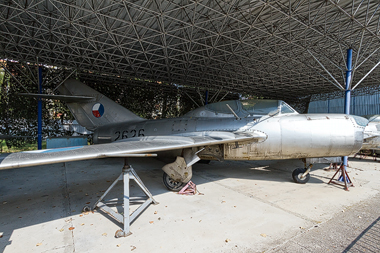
[0,157,338,251]
[344,216,380,253]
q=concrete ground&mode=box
[1,155,380,252]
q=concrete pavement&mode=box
[1,156,379,252]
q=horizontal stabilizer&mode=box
[18,93,95,103]
[0,134,33,139]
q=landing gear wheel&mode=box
[292,168,310,184]
[163,173,185,191]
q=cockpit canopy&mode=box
[364,115,380,123]
[184,99,298,118]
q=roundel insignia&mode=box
[92,103,104,118]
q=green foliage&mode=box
[0,63,199,150]
[0,63,66,149]
[0,139,46,152]
[0,69,4,86]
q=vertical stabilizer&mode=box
[59,79,144,131]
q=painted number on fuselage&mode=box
[114,129,144,141]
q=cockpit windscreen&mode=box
[241,100,279,116]
[184,99,297,118]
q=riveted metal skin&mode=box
[93,108,365,161]
[0,80,367,174]
[361,115,380,150]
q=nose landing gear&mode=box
[292,164,313,184]
[163,172,185,191]
[292,168,311,184]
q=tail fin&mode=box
[58,79,144,131]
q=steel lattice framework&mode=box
[1,0,380,103]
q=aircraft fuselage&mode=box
[94,113,364,161]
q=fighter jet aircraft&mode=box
[361,115,380,151]
[0,79,368,191]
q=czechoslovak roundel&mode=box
[92,103,104,118]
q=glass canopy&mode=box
[184,99,298,118]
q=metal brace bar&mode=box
[91,157,158,238]
[209,88,221,103]
[196,88,205,106]
[218,91,230,102]
[318,73,345,91]
[130,199,153,223]
[93,174,123,209]
[184,91,200,108]
[13,62,37,86]
[53,69,77,92]
[351,30,365,86]
[352,59,380,90]
[356,47,380,69]
[0,63,30,93]
[97,201,123,223]
[307,50,345,90]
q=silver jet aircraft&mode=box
[361,115,380,151]
[0,79,368,191]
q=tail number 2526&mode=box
[114,129,144,141]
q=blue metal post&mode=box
[327,99,330,113]
[205,90,209,105]
[38,67,42,150]
[343,48,353,173]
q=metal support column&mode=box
[343,49,353,173]
[37,67,42,150]
[327,99,330,113]
[205,90,209,105]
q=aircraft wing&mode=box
[0,131,267,170]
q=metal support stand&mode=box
[325,163,341,171]
[92,157,158,237]
[328,164,354,191]
[354,150,377,161]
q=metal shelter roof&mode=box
[1,0,380,103]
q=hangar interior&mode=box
[1,0,380,113]
[2,1,380,248]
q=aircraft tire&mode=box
[292,168,310,184]
[163,173,185,191]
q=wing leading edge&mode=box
[0,131,267,170]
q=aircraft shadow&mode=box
[343,216,380,252]
[0,157,326,250]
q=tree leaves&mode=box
[0,62,200,150]
[0,62,67,149]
